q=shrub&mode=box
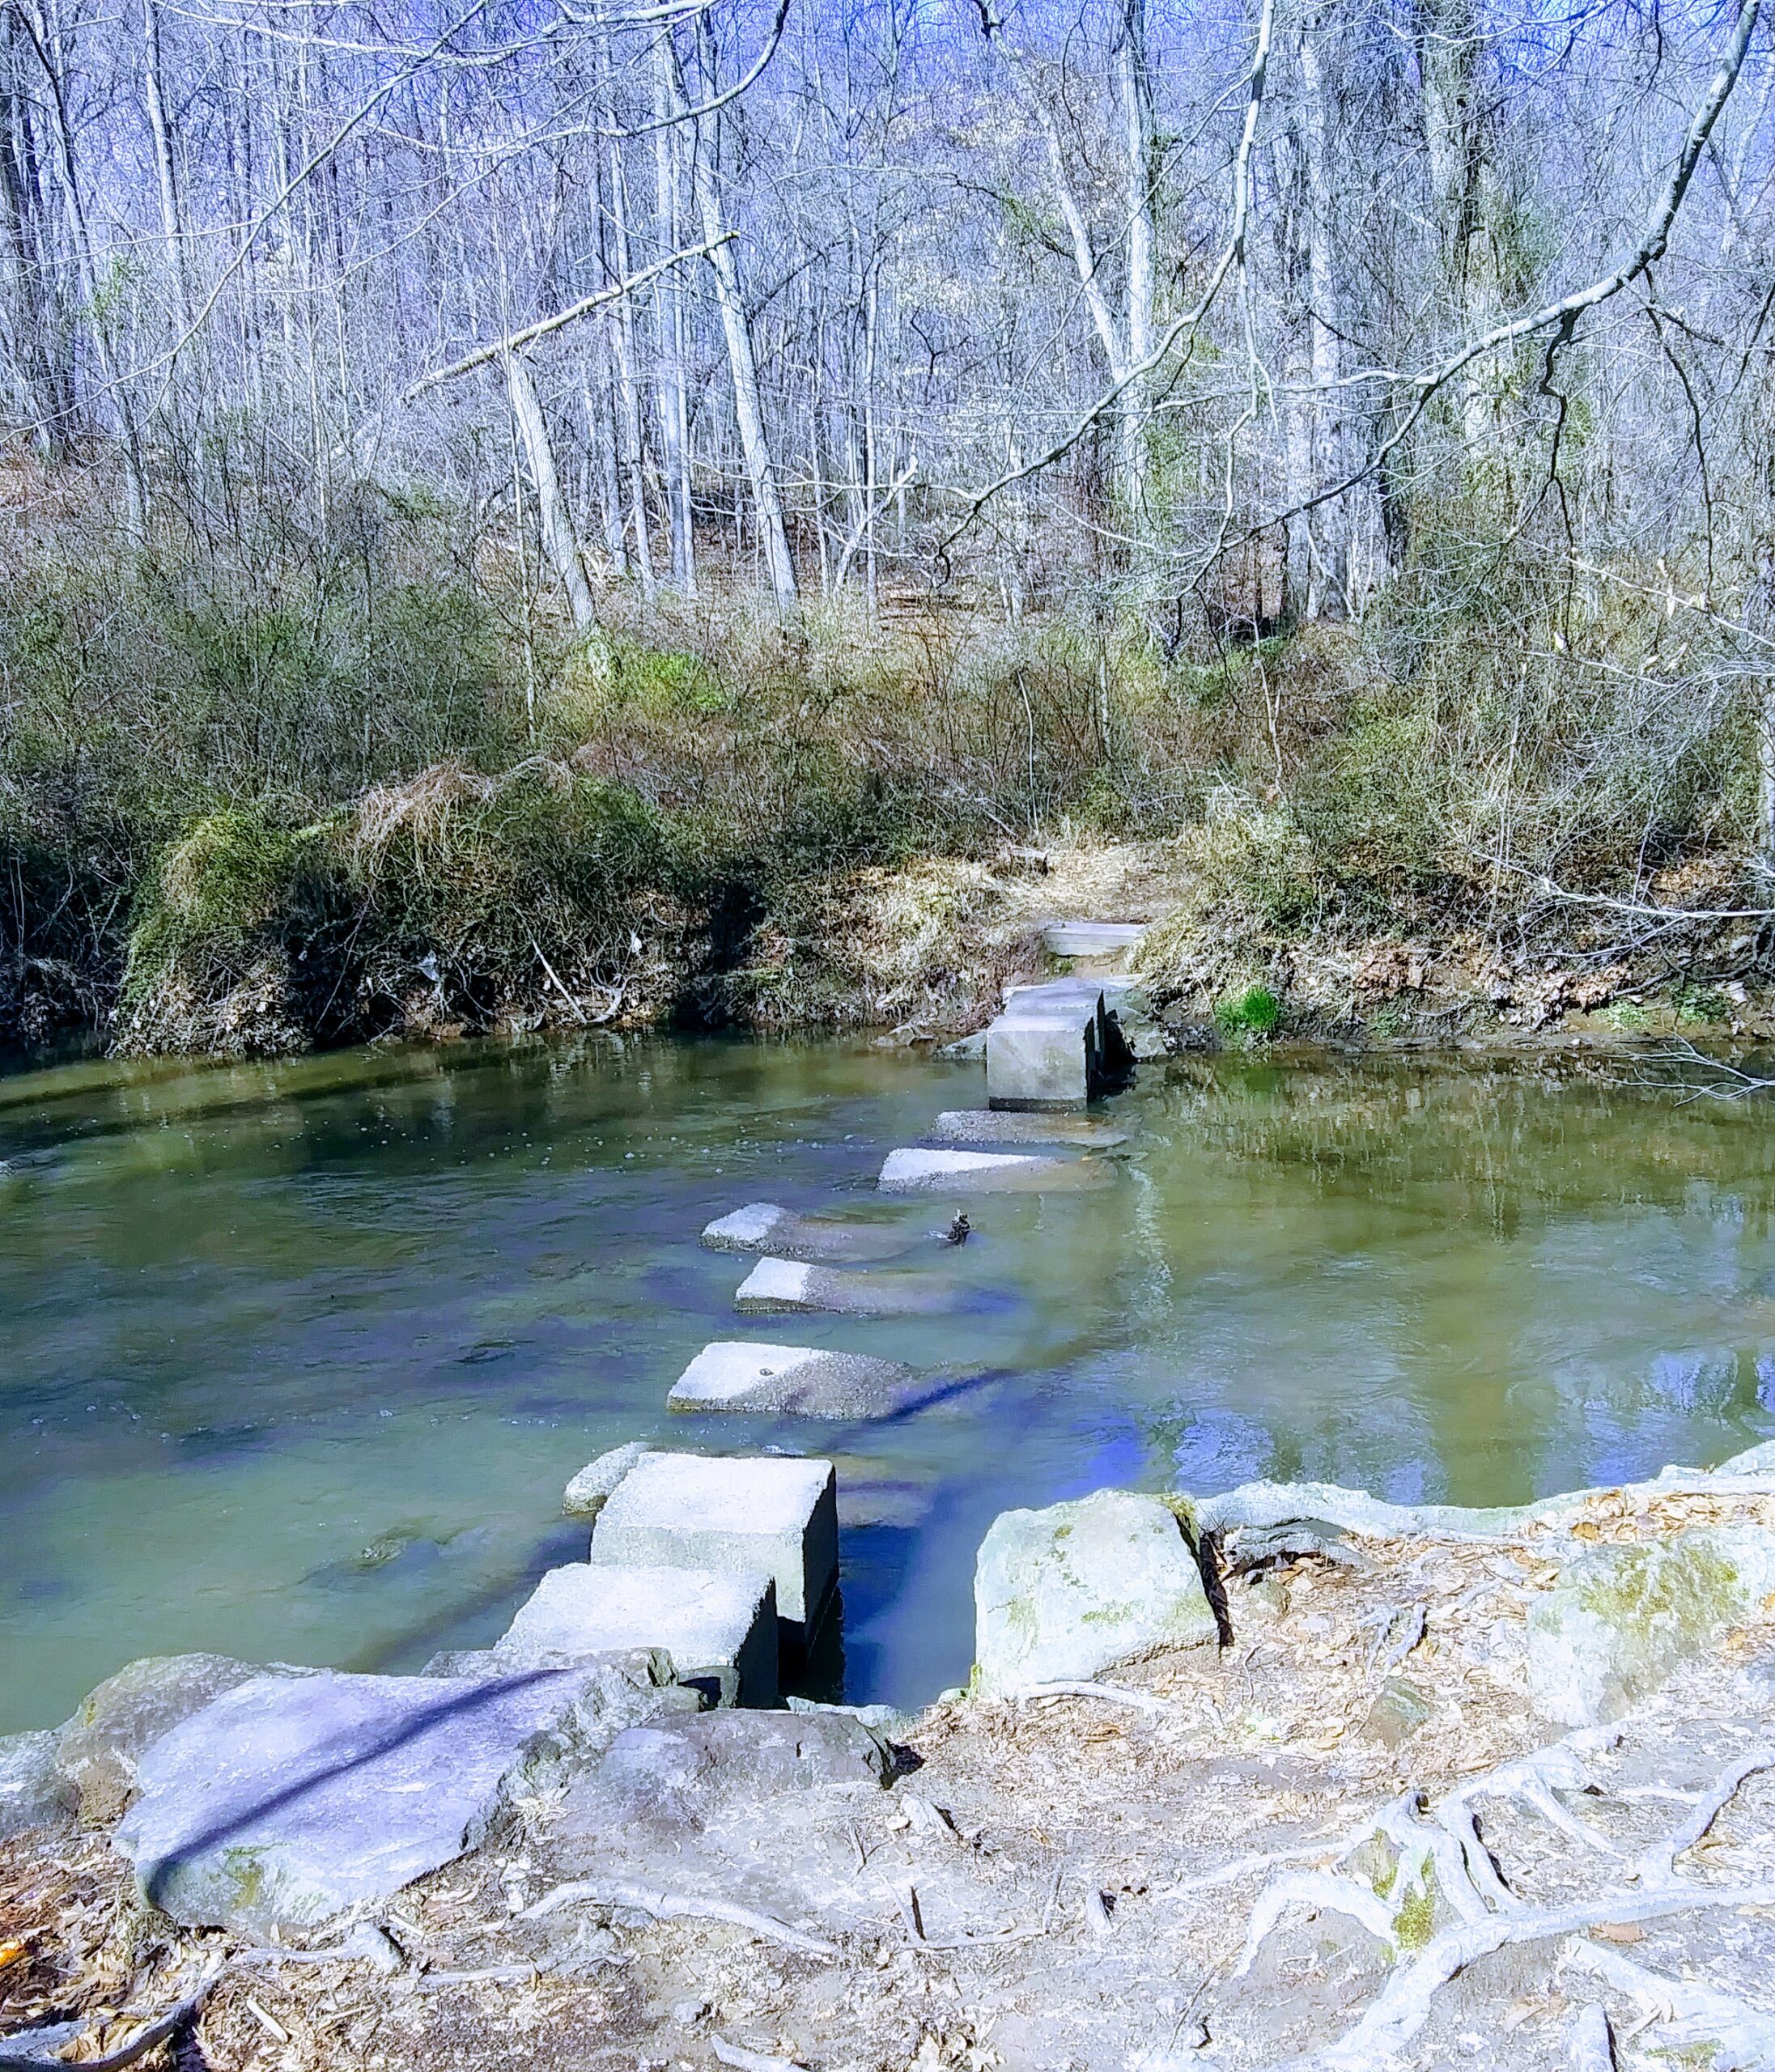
[1215,985,1283,1037]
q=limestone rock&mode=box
[1364,1676,1435,1747]
[493,1565,778,1708]
[559,1709,894,1840]
[973,1490,1218,1697]
[667,1340,919,1420]
[117,1655,684,1933]
[1527,1525,1775,1725]
[563,1441,661,1521]
[700,1203,912,1263]
[733,1255,963,1317]
[590,1451,838,1639]
[0,1729,71,1838]
[56,1653,307,1825]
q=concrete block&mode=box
[1040,921,1146,958]
[495,1563,778,1708]
[733,1255,962,1316]
[877,1146,1110,1194]
[701,1202,911,1263]
[929,1108,1129,1149]
[987,1000,1099,1107]
[591,1452,839,1639]
[668,1341,917,1420]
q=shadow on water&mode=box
[5,1034,1775,1730]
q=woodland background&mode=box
[0,0,1771,1050]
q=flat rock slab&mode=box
[668,1341,919,1420]
[495,1564,777,1709]
[117,1661,669,1934]
[591,1452,838,1637]
[974,1488,1219,1696]
[733,1255,966,1317]
[877,1147,1110,1194]
[701,1202,913,1263]
[928,1109,1129,1149]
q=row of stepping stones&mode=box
[96,975,1144,1934]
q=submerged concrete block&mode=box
[733,1255,962,1316]
[701,1202,912,1263]
[877,1146,1108,1194]
[495,1563,777,1708]
[929,1108,1129,1149]
[591,1451,839,1637]
[668,1340,917,1420]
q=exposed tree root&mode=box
[516,1879,838,1958]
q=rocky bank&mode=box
[6,1440,1775,2072]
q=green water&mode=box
[3,1034,1773,1734]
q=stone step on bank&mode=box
[985,979,1135,1110]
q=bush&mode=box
[1215,985,1283,1038]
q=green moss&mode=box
[1392,1867,1437,1951]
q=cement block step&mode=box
[589,1451,839,1641]
[667,1340,918,1420]
[495,1562,779,1708]
[700,1201,915,1263]
[1041,920,1147,957]
[928,1108,1130,1149]
[733,1255,968,1316]
[877,1146,1112,1194]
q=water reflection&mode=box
[3,1037,1774,1729]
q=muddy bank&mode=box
[6,1446,1775,2072]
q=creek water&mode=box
[4,1032,1775,1734]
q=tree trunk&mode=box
[505,351,597,631]
[682,25,796,614]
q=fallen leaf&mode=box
[1593,1922,1645,1944]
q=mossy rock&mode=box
[972,1489,1217,1697]
[1527,1526,1775,1725]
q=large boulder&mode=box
[0,1729,71,1838]
[1527,1525,1775,1725]
[57,1654,308,1825]
[117,1652,690,1933]
[973,1490,1218,1697]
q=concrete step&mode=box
[700,1201,915,1263]
[733,1255,970,1316]
[928,1107,1130,1149]
[588,1451,839,1646]
[667,1340,919,1420]
[985,979,1132,1108]
[877,1145,1112,1194]
[1041,920,1147,958]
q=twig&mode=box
[516,1878,837,1959]
[1016,1681,1170,1715]
[711,2040,804,2072]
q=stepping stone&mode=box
[117,1657,686,1933]
[928,1108,1129,1149]
[668,1340,918,1420]
[493,1563,778,1708]
[733,1255,965,1316]
[701,1202,912,1263]
[987,980,1113,1108]
[877,1146,1111,1194]
[1041,920,1146,958]
[590,1452,839,1642]
[563,1441,661,1521]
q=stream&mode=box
[4,1032,1775,1734]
